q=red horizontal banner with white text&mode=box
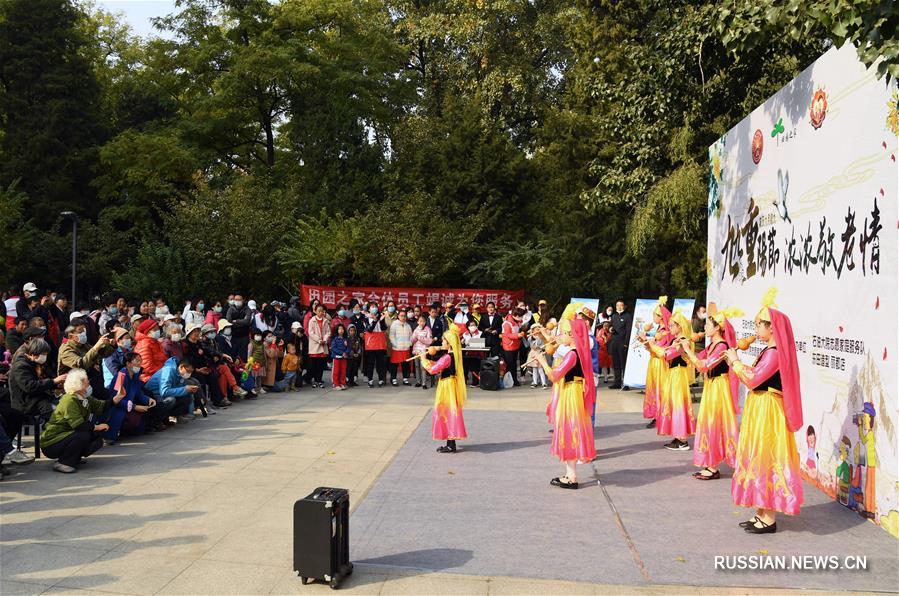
[300,285,525,310]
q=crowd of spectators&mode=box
[0,282,627,476]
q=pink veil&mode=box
[570,319,596,414]
[768,308,802,432]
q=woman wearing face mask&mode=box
[134,319,168,381]
[162,323,185,362]
[182,297,206,329]
[102,352,159,443]
[305,305,331,389]
[388,311,413,386]
[40,368,126,473]
[410,316,433,389]
[102,328,135,391]
[205,301,224,328]
[461,320,484,387]
[303,298,322,330]
[724,289,803,534]
[9,339,68,421]
[362,303,388,388]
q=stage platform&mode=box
[351,410,898,592]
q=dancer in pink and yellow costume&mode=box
[681,306,741,480]
[636,296,673,429]
[641,310,695,451]
[725,289,803,534]
[535,318,596,489]
[421,327,467,453]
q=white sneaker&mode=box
[234,386,248,397]
[53,462,77,474]
[3,449,34,465]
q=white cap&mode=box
[291,321,302,330]
[23,282,37,292]
[69,311,84,320]
[161,314,176,322]
[130,314,143,322]
[248,299,257,310]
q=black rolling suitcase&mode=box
[294,487,353,589]
[479,357,501,391]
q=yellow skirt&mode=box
[643,354,667,418]
[732,389,803,515]
[657,366,695,437]
[550,379,595,463]
[693,375,738,468]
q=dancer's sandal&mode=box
[744,518,777,534]
[550,476,579,490]
[693,468,720,480]
[739,516,761,528]
[436,445,457,453]
[691,467,712,478]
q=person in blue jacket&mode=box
[103,352,158,443]
[103,328,134,391]
[145,358,198,423]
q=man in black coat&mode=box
[225,293,252,361]
[425,302,446,346]
[609,299,633,389]
[478,301,503,357]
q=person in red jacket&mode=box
[501,307,525,386]
[134,319,167,382]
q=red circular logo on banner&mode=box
[751,129,763,164]
[810,88,827,129]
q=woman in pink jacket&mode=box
[305,304,331,388]
[410,315,433,389]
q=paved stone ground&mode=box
[0,382,889,595]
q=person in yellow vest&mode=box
[858,402,877,519]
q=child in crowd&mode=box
[411,315,433,389]
[281,343,299,390]
[346,325,362,387]
[528,326,549,388]
[262,331,282,391]
[248,330,266,392]
[596,320,613,382]
[330,324,349,390]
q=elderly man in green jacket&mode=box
[58,323,114,399]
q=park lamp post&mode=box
[60,211,78,307]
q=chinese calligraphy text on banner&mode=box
[706,45,898,537]
[300,285,525,311]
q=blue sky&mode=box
[96,0,177,38]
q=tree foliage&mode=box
[2,0,888,306]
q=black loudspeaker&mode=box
[294,487,353,589]
[479,357,501,391]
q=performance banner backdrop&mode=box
[706,45,899,537]
[623,298,695,389]
[300,284,525,310]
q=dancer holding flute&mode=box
[725,288,803,534]
[534,317,596,489]
[418,327,467,453]
[680,305,742,480]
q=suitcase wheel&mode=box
[329,578,339,589]
[300,577,309,585]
